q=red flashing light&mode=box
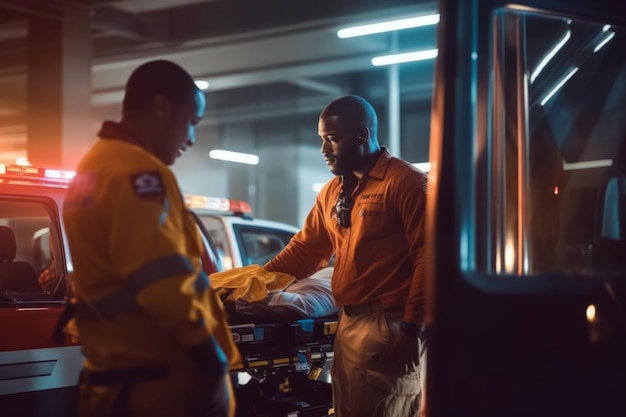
[0,164,76,185]
[185,194,252,214]
[229,199,252,213]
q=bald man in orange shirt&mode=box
[265,95,427,417]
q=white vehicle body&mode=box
[189,201,300,270]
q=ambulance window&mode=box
[483,8,625,276]
[233,225,294,266]
[187,211,223,274]
[0,198,63,301]
[197,215,234,270]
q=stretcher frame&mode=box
[228,314,337,417]
[229,315,337,374]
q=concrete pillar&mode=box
[27,6,92,170]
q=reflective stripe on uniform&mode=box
[127,254,193,292]
[77,254,195,319]
[158,197,170,227]
[77,289,138,319]
[194,271,209,293]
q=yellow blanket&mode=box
[209,264,295,303]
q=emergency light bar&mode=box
[0,164,76,185]
[185,194,252,214]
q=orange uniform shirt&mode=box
[265,148,427,324]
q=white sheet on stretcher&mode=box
[235,267,339,318]
[266,267,338,317]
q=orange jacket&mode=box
[265,148,427,324]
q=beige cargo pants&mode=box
[331,309,427,417]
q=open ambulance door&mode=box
[427,0,626,415]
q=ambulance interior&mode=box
[0,198,65,299]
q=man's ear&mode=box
[153,95,172,118]
[359,127,370,143]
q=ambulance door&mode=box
[0,195,81,416]
[427,0,626,415]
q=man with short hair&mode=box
[265,95,427,417]
[63,60,240,417]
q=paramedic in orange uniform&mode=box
[63,60,240,417]
[265,95,427,417]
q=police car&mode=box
[0,164,299,417]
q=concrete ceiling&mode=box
[0,0,439,127]
[0,0,440,163]
[2,0,622,167]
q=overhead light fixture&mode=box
[540,66,578,106]
[209,149,259,165]
[530,30,571,83]
[337,14,440,38]
[195,80,209,90]
[594,30,615,53]
[563,159,613,171]
[371,49,438,66]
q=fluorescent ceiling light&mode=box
[540,66,578,106]
[195,80,209,90]
[209,149,259,165]
[411,162,431,173]
[594,31,615,53]
[563,159,613,171]
[530,30,571,83]
[372,49,438,66]
[337,14,440,38]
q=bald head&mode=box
[318,95,382,177]
[319,95,379,143]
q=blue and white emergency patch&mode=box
[131,171,165,199]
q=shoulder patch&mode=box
[131,171,165,199]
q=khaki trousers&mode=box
[331,309,426,417]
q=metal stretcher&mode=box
[229,313,337,372]
[213,266,338,416]
[226,307,337,417]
